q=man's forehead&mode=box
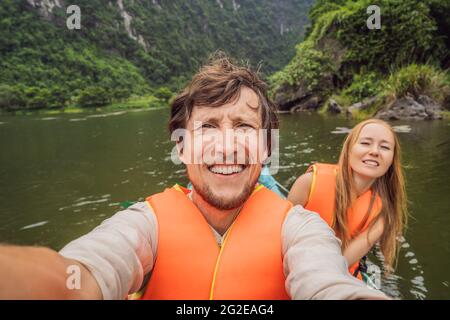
[191,87,261,120]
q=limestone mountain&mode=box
[0,0,314,109]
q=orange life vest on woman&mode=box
[304,163,382,277]
[141,185,292,300]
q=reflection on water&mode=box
[365,237,428,300]
[20,220,48,230]
[0,110,449,299]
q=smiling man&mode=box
[0,55,388,300]
[173,81,272,236]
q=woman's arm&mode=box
[287,172,313,206]
[343,217,385,267]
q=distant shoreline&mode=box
[0,96,169,116]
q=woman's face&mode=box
[349,123,395,180]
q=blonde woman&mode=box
[288,119,407,278]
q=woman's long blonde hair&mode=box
[334,119,407,270]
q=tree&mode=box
[154,87,173,103]
[77,87,110,108]
[0,85,25,110]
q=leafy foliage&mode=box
[154,87,174,103]
[271,0,450,109]
[0,85,26,110]
[0,0,314,110]
[77,87,111,108]
[270,40,334,92]
[342,72,382,103]
[383,64,450,103]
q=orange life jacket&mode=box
[141,184,292,300]
[304,163,382,277]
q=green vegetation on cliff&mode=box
[0,0,313,111]
[271,0,450,116]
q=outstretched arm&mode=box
[0,202,157,300]
[282,205,389,300]
[0,245,101,299]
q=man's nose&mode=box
[215,129,237,163]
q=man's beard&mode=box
[188,172,259,210]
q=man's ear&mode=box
[176,140,187,164]
[258,140,270,165]
[261,149,269,164]
[171,128,190,165]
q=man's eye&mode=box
[237,123,254,129]
[202,123,215,129]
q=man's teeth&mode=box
[363,160,379,166]
[209,165,244,175]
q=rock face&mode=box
[26,0,63,21]
[346,96,379,116]
[376,95,443,120]
[273,73,334,112]
[272,27,344,112]
[116,0,150,52]
[273,83,325,112]
[327,98,342,114]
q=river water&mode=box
[0,108,449,299]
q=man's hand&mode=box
[0,245,102,299]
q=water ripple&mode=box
[21,221,48,230]
[331,127,351,134]
[59,195,111,211]
[69,118,87,122]
[392,125,412,133]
